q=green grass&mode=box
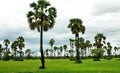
[0,58,120,73]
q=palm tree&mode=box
[0,44,3,59]
[106,42,112,58]
[78,37,85,59]
[3,39,10,53]
[25,49,31,59]
[45,49,49,58]
[54,46,57,57]
[26,0,57,69]
[63,45,67,57]
[93,33,106,61]
[3,39,10,61]
[17,36,25,59]
[114,46,119,55]
[59,46,63,57]
[85,40,92,57]
[69,39,75,60]
[49,39,55,58]
[11,41,18,60]
[68,18,85,63]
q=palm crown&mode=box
[68,18,85,35]
[27,0,57,32]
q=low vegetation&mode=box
[0,58,120,73]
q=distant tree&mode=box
[78,37,85,58]
[17,36,25,60]
[45,49,49,58]
[54,46,58,57]
[0,44,3,59]
[59,46,63,57]
[114,46,119,56]
[25,49,31,59]
[63,45,67,57]
[106,42,112,58]
[3,39,10,61]
[93,33,106,61]
[69,39,75,60]
[68,18,85,63]
[49,39,55,58]
[27,0,57,69]
[11,41,18,60]
[85,40,92,57]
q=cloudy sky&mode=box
[0,0,120,54]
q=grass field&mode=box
[0,58,120,73]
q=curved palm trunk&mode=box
[75,33,81,63]
[40,23,45,69]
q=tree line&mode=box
[0,36,25,61]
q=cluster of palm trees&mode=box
[0,36,25,61]
[26,0,120,69]
[45,39,68,58]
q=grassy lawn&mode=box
[0,58,120,73]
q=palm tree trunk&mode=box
[39,24,45,69]
[51,46,53,59]
[75,33,81,63]
[15,50,16,60]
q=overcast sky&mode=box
[0,0,120,53]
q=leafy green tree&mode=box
[68,18,85,63]
[27,0,57,69]
[25,49,31,59]
[11,41,18,60]
[17,36,25,59]
[93,33,106,61]
[49,39,55,58]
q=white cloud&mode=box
[0,0,120,55]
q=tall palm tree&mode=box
[49,39,55,58]
[68,18,85,63]
[93,33,106,61]
[63,45,67,57]
[0,44,3,59]
[17,36,25,59]
[11,41,18,60]
[27,0,57,69]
